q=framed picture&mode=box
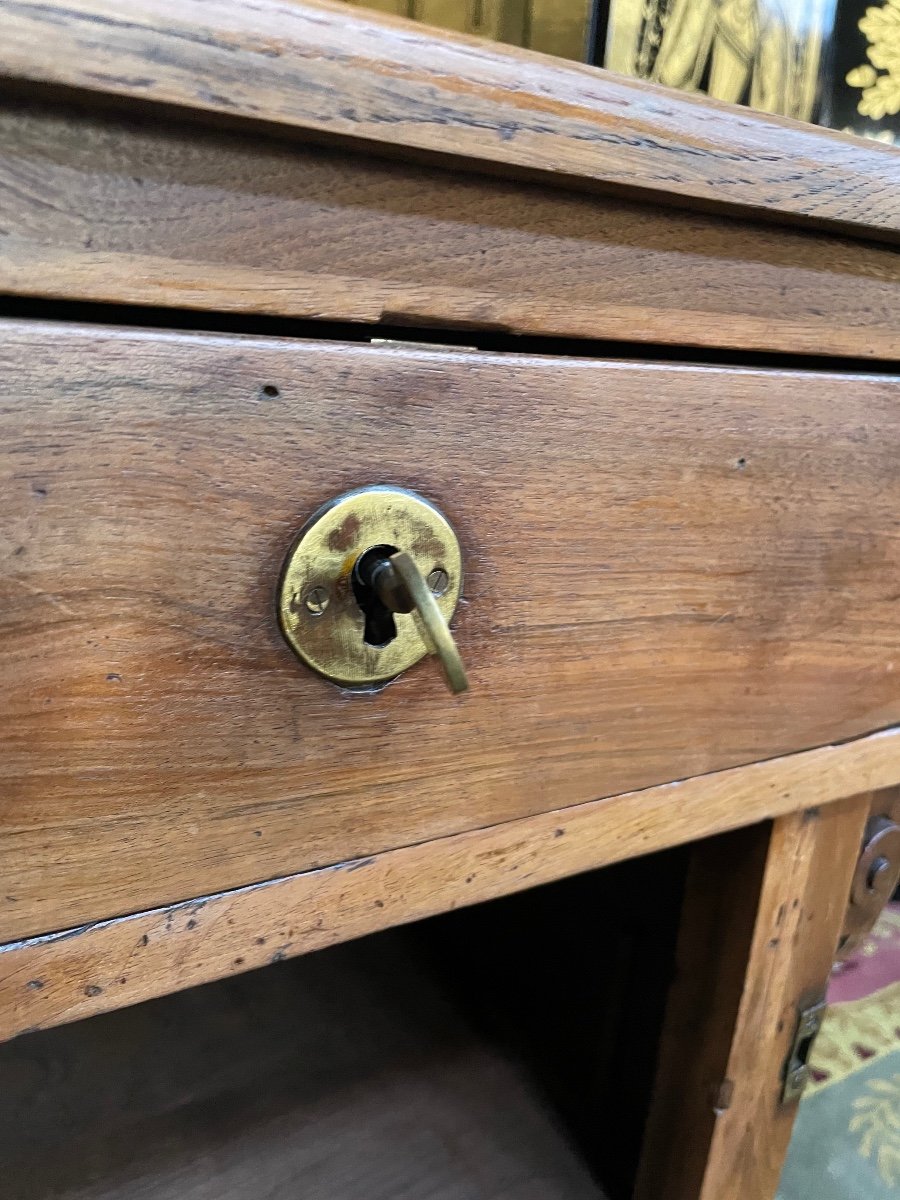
[603,0,900,139]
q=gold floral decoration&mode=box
[849,1072,900,1186]
[846,0,900,119]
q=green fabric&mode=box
[778,1051,900,1200]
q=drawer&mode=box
[3,101,900,363]
[2,320,899,940]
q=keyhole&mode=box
[353,545,400,648]
[794,1029,817,1069]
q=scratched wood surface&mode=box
[1,930,604,1200]
[3,728,899,1041]
[1,0,898,238]
[1,102,899,359]
[2,323,900,942]
[636,794,871,1200]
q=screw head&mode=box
[427,567,449,596]
[304,586,330,616]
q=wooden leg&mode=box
[635,794,871,1200]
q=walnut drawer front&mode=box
[2,321,899,941]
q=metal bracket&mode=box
[839,814,900,959]
[782,998,827,1104]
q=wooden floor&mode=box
[2,929,607,1200]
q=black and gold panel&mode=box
[343,0,594,62]
[344,0,899,142]
[603,0,900,142]
[604,0,833,123]
[826,0,900,140]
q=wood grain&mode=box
[2,728,899,1041]
[636,794,871,1200]
[1,931,603,1200]
[2,102,899,358]
[3,324,900,941]
[0,0,899,238]
[634,821,774,1197]
[5,326,900,936]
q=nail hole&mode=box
[261,384,280,398]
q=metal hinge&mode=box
[782,998,827,1104]
[369,337,479,352]
[839,814,900,959]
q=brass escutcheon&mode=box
[277,486,466,691]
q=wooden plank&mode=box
[633,821,775,1196]
[635,794,871,1200]
[1,729,898,1041]
[0,1,898,238]
[2,102,898,358]
[3,323,900,941]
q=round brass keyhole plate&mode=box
[278,486,463,688]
